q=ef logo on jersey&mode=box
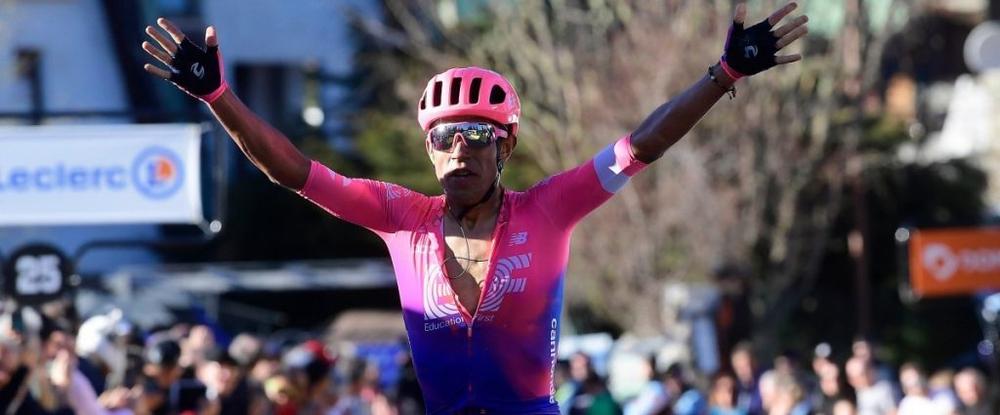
[421,254,532,323]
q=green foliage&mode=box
[217,169,385,261]
[860,115,911,154]
[354,112,440,194]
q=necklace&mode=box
[444,189,503,280]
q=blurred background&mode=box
[1,0,1000,414]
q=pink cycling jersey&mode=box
[299,135,646,414]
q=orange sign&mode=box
[909,228,1000,297]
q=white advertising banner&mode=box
[0,124,203,226]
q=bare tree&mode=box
[355,0,912,347]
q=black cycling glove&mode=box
[720,18,779,79]
[169,37,228,103]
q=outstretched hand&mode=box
[720,2,808,79]
[142,18,228,103]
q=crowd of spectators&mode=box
[556,340,998,415]
[1,303,996,415]
[0,306,421,415]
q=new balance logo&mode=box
[509,231,528,246]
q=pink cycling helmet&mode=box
[418,67,521,136]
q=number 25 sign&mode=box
[2,244,73,304]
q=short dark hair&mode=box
[146,338,182,368]
[732,340,754,357]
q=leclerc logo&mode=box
[923,243,959,281]
[131,147,184,199]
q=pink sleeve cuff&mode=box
[610,134,648,177]
[719,59,745,81]
[200,81,229,104]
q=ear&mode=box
[425,137,434,163]
[499,135,517,162]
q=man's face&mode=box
[198,361,239,396]
[44,331,73,360]
[426,117,514,205]
[954,372,981,406]
[852,340,872,361]
[845,358,871,389]
[145,363,184,388]
[568,353,590,382]
[732,351,754,381]
[711,375,736,407]
[0,341,21,388]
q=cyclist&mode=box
[142,3,807,413]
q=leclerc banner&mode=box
[909,227,1000,297]
[0,124,203,226]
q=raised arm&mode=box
[142,18,310,190]
[630,2,808,163]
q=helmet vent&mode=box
[432,80,443,107]
[419,92,426,110]
[489,85,506,105]
[469,78,482,104]
[449,77,462,105]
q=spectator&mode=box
[264,374,301,415]
[47,348,135,415]
[250,351,281,387]
[758,371,777,415]
[137,337,205,415]
[927,369,958,414]
[560,352,621,415]
[773,350,804,380]
[180,324,217,373]
[810,357,854,415]
[41,316,75,360]
[845,356,896,415]
[577,371,623,415]
[0,321,44,415]
[851,338,894,384]
[897,363,939,415]
[330,357,398,415]
[732,342,763,415]
[665,363,706,415]
[395,347,424,415]
[2,309,64,415]
[623,356,668,415]
[832,398,858,415]
[557,352,593,415]
[228,333,264,369]
[42,315,103,415]
[197,348,250,415]
[76,310,131,393]
[953,368,994,415]
[769,373,809,415]
[709,372,746,415]
[226,333,270,415]
[283,339,337,412]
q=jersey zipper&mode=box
[437,196,508,407]
[466,215,504,405]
